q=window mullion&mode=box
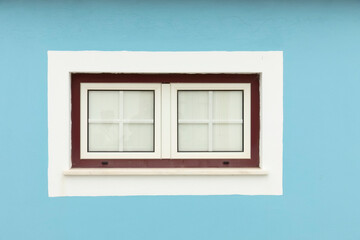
[161,84,171,158]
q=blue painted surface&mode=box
[0,0,360,239]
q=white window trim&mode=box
[81,82,250,159]
[48,51,283,196]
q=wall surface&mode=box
[1,0,360,239]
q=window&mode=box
[48,51,283,196]
[71,74,259,168]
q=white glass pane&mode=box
[178,91,208,120]
[213,123,243,151]
[213,91,243,120]
[123,91,154,120]
[89,91,119,120]
[178,124,208,151]
[123,124,154,151]
[89,123,119,151]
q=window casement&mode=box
[71,74,260,168]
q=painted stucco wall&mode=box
[1,0,360,239]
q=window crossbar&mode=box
[178,119,243,124]
[88,119,154,124]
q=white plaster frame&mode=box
[48,51,283,196]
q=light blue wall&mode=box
[1,0,360,239]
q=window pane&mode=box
[178,124,208,151]
[213,91,243,120]
[178,91,208,120]
[88,90,154,152]
[177,90,244,152]
[123,124,154,151]
[123,91,154,120]
[89,123,119,151]
[213,124,243,151]
[89,91,119,120]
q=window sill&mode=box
[63,168,268,176]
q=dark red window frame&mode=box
[71,73,260,168]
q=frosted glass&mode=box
[123,91,154,120]
[213,123,243,151]
[178,91,208,120]
[88,90,155,152]
[213,91,243,120]
[177,90,244,152]
[89,123,119,151]
[89,91,119,120]
[178,124,208,151]
[123,124,154,151]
